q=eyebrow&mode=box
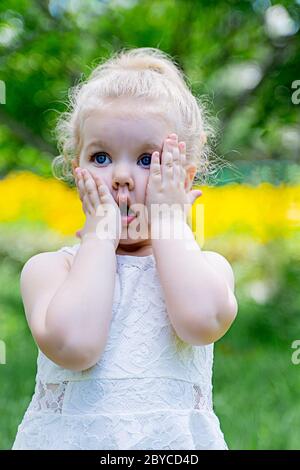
[85,140,111,151]
[85,140,162,153]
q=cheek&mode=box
[90,168,111,187]
[142,173,150,192]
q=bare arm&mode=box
[21,237,116,371]
[151,216,238,345]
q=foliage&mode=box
[0,0,299,182]
[1,170,299,242]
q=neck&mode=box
[116,241,153,256]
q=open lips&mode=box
[117,200,135,216]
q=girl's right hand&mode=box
[74,167,122,250]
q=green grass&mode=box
[214,340,300,449]
[1,233,300,449]
[0,258,38,450]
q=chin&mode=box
[119,235,147,244]
[119,223,149,243]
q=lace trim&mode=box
[30,380,69,413]
[28,378,212,414]
[193,384,209,410]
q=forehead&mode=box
[81,99,178,146]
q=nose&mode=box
[112,165,134,191]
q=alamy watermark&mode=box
[0,80,5,104]
[291,80,300,105]
[92,202,205,249]
[291,340,300,365]
[0,340,6,364]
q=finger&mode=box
[94,177,113,209]
[76,169,85,203]
[76,169,89,214]
[179,141,187,189]
[149,150,161,186]
[81,169,95,214]
[94,175,108,200]
[172,140,181,187]
[162,139,174,183]
[82,192,94,215]
[179,141,187,166]
[85,171,101,209]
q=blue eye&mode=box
[89,152,152,168]
[90,152,111,166]
[138,154,152,168]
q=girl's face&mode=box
[76,99,181,252]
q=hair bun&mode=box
[108,47,187,90]
[121,56,164,74]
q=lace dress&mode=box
[12,243,228,450]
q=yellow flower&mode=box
[1,171,299,242]
[191,182,300,245]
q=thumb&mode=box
[189,189,202,205]
[75,229,82,239]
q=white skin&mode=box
[22,100,236,374]
[28,100,236,373]
[71,98,199,256]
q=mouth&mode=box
[119,201,136,225]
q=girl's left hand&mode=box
[145,133,202,224]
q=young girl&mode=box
[12,47,238,450]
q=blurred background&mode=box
[0,0,300,450]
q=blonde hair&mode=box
[52,47,229,187]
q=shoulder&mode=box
[20,250,71,325]
[201,250,235,292]
[21,249,71,278]
[20,250,72,301]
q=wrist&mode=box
[81,233,117,249]
[150,211,190,241]
[151,206,186,225]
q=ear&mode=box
[184,163,197,191]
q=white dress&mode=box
[12,243,228,450]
